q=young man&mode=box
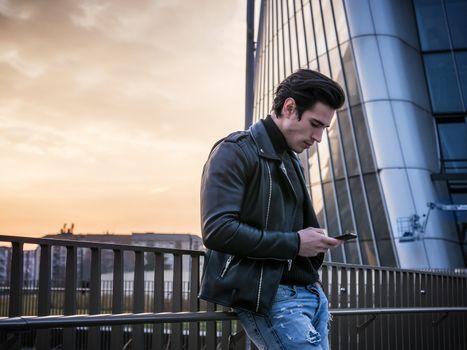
[199,69,345,349]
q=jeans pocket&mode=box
[273,284,297,302]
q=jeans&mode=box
[235,283,330,350]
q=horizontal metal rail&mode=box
[330,307,467,315]
[1,234,465,276]
[0,234,204,255]
[1,307,466,330]
[0,311,237,330]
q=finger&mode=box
[326,237,340,246]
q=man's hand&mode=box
[297,227,342,257]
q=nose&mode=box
[312,128,324,143]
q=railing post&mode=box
[462,275,467,349]
[205,301,217,350]
[330,265,339,350]
[88,248,101,350]
[8,242,23,317]
[408,272,415,350]
[36,244,51,350]
[63,246,77,350]
[340,266,349,348]
[110,249,124,349]
[152,253,165,349]
[365,268,374,349]
[374,269,382,350]
[349,267,357,349]
[188,255,200,350]
[357,268,365,346]
[132,251,145,349]
[171,253,183,349]
[381,269,389,350]
[388,270,396,350]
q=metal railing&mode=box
[0,235,466,350]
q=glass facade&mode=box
[251,0,399,266]
[413,0,467,175]
[414,0,467,262]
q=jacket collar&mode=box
[248,119,282,161]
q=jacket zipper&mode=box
[256,263,264,313]
[220,255,234,278]
[256,162,272,313]
[280,161,294,272]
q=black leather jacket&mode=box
[199,120,323,315]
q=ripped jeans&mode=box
[235,283,330,350]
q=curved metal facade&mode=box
[251,0,466,268]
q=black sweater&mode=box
[262,116,317,286]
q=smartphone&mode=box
[334,232,357,241]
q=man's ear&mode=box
[282,97,296,118]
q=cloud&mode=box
[0,50,45,78]
[74,67,109,89]
[0,111,204,164]
[0,0,34,19]
[0,0,245,235]
[70,2,110,30]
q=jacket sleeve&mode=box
[200,140,299,260]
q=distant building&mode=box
[42,232,203,282]
[0,232,203,283]
[0,247,11,282]
[0,247,38,282]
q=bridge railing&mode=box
[0,235,466,350]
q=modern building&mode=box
[246,0,466,268]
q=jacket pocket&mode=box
[218,255,235,278]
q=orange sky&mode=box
[0,0,245,237]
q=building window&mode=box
[413,0,451,51]
[424,53,464,113]
[445,0,467,49]
[437,119,467,173]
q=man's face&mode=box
[276,98,335,153]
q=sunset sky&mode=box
[0,0,246,236]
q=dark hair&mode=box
[272,69,345,119]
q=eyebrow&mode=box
[311,118,330,128]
